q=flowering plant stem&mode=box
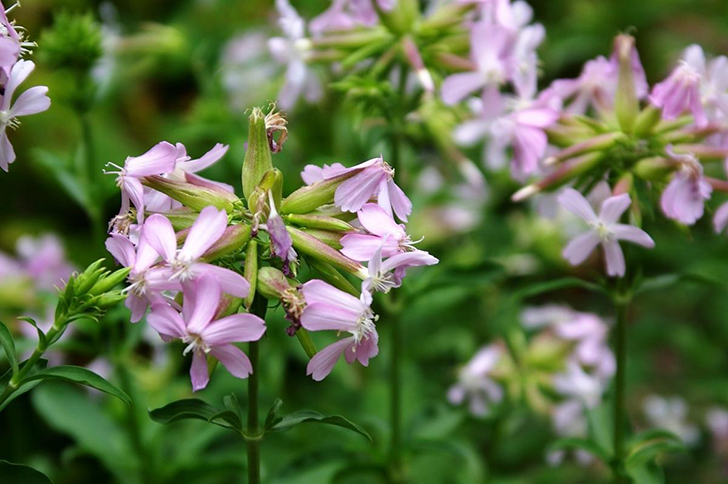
[612,293,631,483]
[245,297,266,484]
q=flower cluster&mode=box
[0,1,50,172]
[105,107,437,390]
[448,304,615,465]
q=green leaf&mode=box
[634,272,722,296]
[33,148,94,217]
[626,430,685,470]
[149,398,240,431]
[0,460,53,484]
[0,359,48,412]
[627,461,665,484]
[223,393,243,420]
[17,317,46,349]
[269,410,372,441]
[22,365,130,404]
[0,321,18,377]
[264,398,283,431]
[547,437,610,462]
[586,402,614,457]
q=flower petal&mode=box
[562,231,600,265]
[201,313,266,346]
[306,337,354,381]
[602,240,625,277]
[612,224,655,248]
[558,188,598,223]
[180,206,228,260]
[190,351,210,392]
[210,344,253,379]
[599,193,631,224]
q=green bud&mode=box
[242,108,274,202]
[256,267,294,300]
[243,241,258,310]
[634,105,663,137]
[544,132,627,166]
[74,259,106,295]
[88,267,131,296]
[376,0,420,35]
[512,152,603,201]
[258,169,284,209]
[614,34,640,134]
[155,208,201,231]
[281,171,357,214]
[283,214,355,232]
[217,294,243,318]
[142,175,237,212]
[92,292,128,310]
[633,157,674,181]
[288,226,366,279]
[307,258,360,297]
[202,224,252,262]
[300,229,344,249]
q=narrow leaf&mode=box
[0,321,18,377]
[22,365,130,404]
[149,398,239,431]
[0,359,48,412]
[0,460,53,484]
[269,410,372,441]
[264,398,283,431]
[17,317,46,349]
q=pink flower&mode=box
[558,188,654,277]
[362,241,438,293]
[441,22,513,105]
[309,0,357,37]
[105,142,178,223]
[105,231,180,323]
[660,149,711,225]
[300,280,379,381]
[650,45,707,126]
[454,86,558,179]
[142,206,251,297]
[268,0,322,109]
[147,275,266,391]
[714,201,728,234]
[340,203,416,260]
[0,60,51,171]
[304,156,412,221]
[262,191,297,274]
[447,344,504,417]
[0,5,21,76]
[16,234,74,290]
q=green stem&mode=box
[78,111,104,242]
[389,312,403,481]
[246,298,266,484]
[612,295,630,483]
[0,318,66,408]
[296,328,318,359]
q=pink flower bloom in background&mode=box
[300,280,379,381]
[309,0,357,36]
[552,361,605,409]
[268,0,322,109]
[147,275,266,391]
[0,60,51,171]
[643,395,700,447]
[105,231,180,323]
[650,45,708,126]
[363,243,438,293]
[714,201,728,234]
[142,207,250,297]
[441,23,513,105]
[105,141,178,223]
[558,188,655,277]
[340,203,416,260]
[447,344,504,416]
[454,86,558,179]
[661,149,711,225]
[16,234,75,290]
[706,407,728,447]
[548,399,593,466]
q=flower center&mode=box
[170,253,195,282]
[351,310,378,345]
[182,333,209,356]
[591,221,613,241]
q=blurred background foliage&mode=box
[1,0,728,483]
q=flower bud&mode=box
[613,34,640,134]
[283,214,355,232]
[216,293,243,318]
[202,224,252,262]
[256,266,294,300]
[88,267,132,296]
[91,292,128,310]
[634,105,663,137]
[281,171,357,214]
[307,258,360,297]
[74,259,106,295]
[376,0,420,35]
[287,226,366,279]
[242,107,274,202]
[155,208,200,231]
[300,229,343,249]
[633,156,673,181]
[243,240,258,310]
[512,152,603,201]
[142,175,237,212]
[613,172,633,196]
[544,132,626,166]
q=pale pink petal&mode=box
[147,303,186,339]
[387,179,413,222]
[340,233,399,261]
[180,206,228,260]
[105,234,135,267]
[141,214,177,262]
[714,201,728,233]
[301,302,359,333]
[190,351,210,392]
[357,203,405,238]
[562,231,600,265]
[201,313,266,346]
[335,166,385,212]
[306,337,354,381]
[0,129,14,171]
[599,194,631,224]
[191,263,250,298]
[184,274,222,334]
[3,60,34,109]
[210,344,253,379]
[124,141,178,177]
[558,188,598,223]
[612,225,655,248]
[344,330,379,366]
[126,294,149,323]
[181,143,229,173]
[441,72,486,105]
[301,164,326,185]
[301,279,363,312]
[10,86,50,117]
[602,240,625,277]
[124,176,146,222]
